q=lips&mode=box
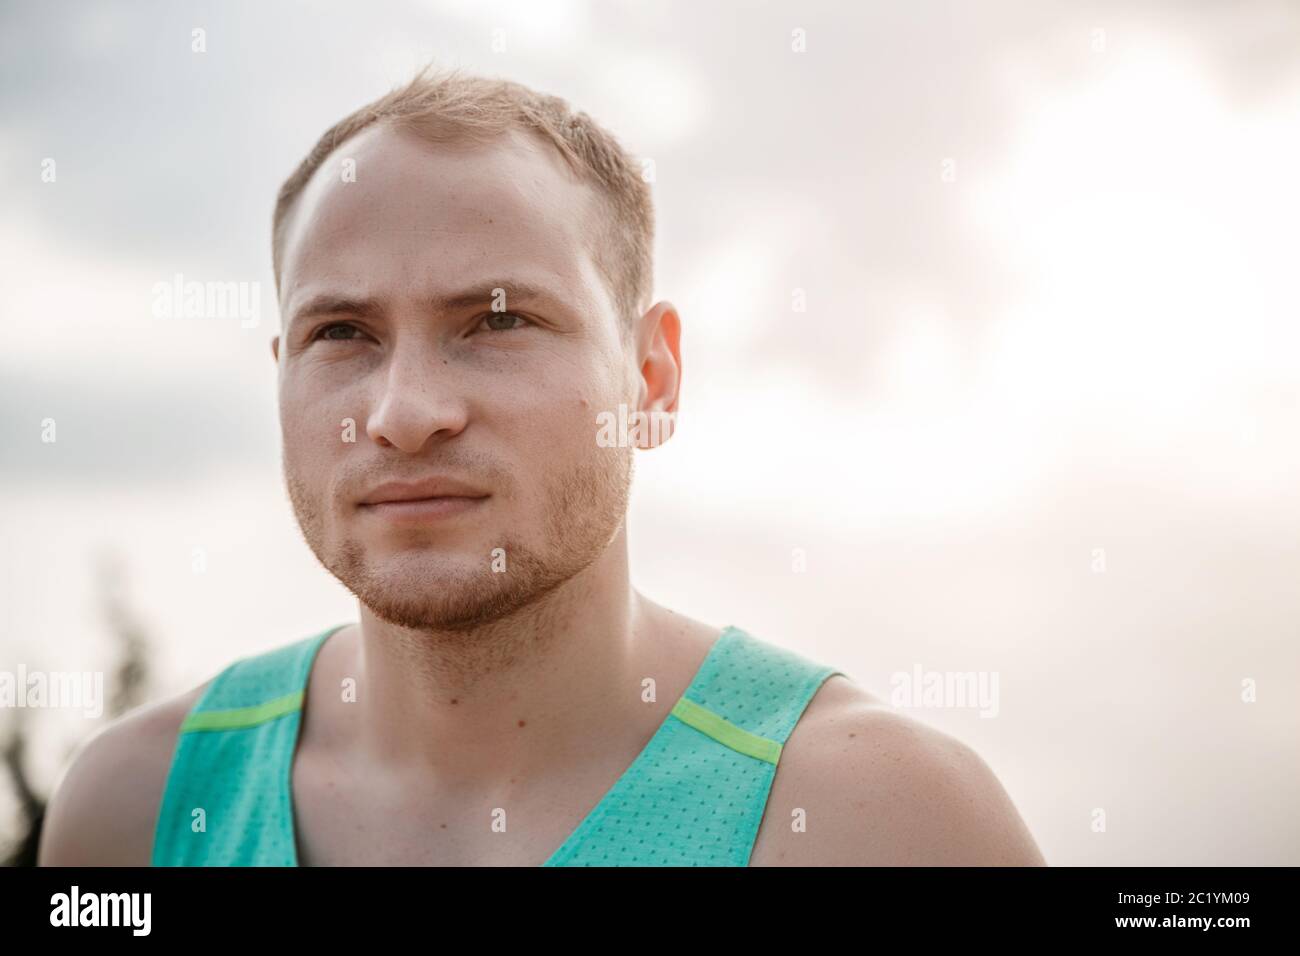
[358,477,490,506]
[359,495,487,522]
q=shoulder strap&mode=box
[673,626,844,763]
[545,626,843,867]
[150,625,342,866]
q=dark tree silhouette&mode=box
[2,547,153,865]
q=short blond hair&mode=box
[272,64,655,330]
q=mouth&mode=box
[358,494,489,522]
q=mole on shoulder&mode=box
[517,719,526,728]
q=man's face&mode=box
[273,124,636,631]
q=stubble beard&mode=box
[283,447,635,633]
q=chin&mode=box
[366,551,493,589]
[337,549,505,621]
[357,579,535,632]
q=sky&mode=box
[2,0,1298,865]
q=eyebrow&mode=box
[287,279,565,331]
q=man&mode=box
[39,66,1045,866]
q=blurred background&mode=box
[2,0,1297,865]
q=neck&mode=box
[343,525,650,785]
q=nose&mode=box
[365,345,470,453]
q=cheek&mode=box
[522,395,598,459]
[280,381,352,478]
[485,388,606,488]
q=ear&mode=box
[270,335,280,362]
[633,301,681,449]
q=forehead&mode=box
[278,123,607,311]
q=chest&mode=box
[289,738,797,867]
[290,747,632,867]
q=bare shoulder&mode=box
[37,680,210,866]
[749,675,1047,866]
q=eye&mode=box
[476,311,532,333]
[312,322,363,342]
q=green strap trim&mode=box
[180,690,304,733]
[670,696,782,764]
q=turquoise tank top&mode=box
[151,623,844,866]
